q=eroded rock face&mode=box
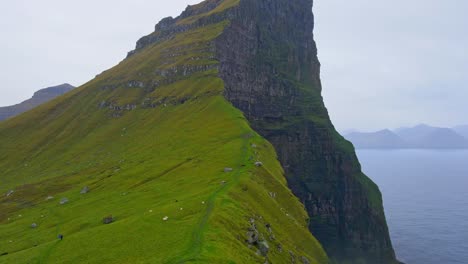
[215,0,398,263]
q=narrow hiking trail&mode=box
[36,206,63,264]
[168,136,252,264]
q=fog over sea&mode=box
[357,149,468,264]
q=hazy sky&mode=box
[1,0,467,131]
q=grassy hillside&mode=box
[0,2,327,263]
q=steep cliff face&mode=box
[0,84,75,121]
[214,0,398,263]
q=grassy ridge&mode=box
[0,2,328,263]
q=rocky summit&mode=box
[0,0,398,263]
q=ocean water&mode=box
[357,150,468,264]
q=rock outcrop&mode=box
[0,84,75,121]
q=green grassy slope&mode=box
[0,3,328,263]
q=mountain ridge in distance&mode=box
[346,124,468,149]
[0,83,75,121]
[453,125,468,139]
[346,129,407,149]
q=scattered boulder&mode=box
[277,244,283,253]
[289,251,296,263]
[224,167,233,172]
[246,230,259,244]
[246,217,270,256]
[301,256,311,264]
[31,223,38,229]
[102,215,114,224]
[80,186,89,194]
[258,241,269,256]
[163,216,169,221]
[46,196,54,201]
[251,144,257,148]
[266,223,275,240]
[255,161,263,167]
[5,190,14,197]
[59,198,69,205]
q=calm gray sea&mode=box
[357,149,468,264]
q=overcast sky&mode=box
[1,0,467,131]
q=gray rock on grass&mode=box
[102,215,114,224]
[59,198,69,205]
[301,256,311,264]
[258,241,269,256]
[80,186,89,194]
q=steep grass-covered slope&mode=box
[0,2,327,264]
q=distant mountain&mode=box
[346,124,468,149]
[453,125,468,139]
[395,124,437,143]
[0,83,74,121]
[397,125,468,149]
[346,129,407,149]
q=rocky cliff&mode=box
[216,1,398,262]
[0,84,75,121]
